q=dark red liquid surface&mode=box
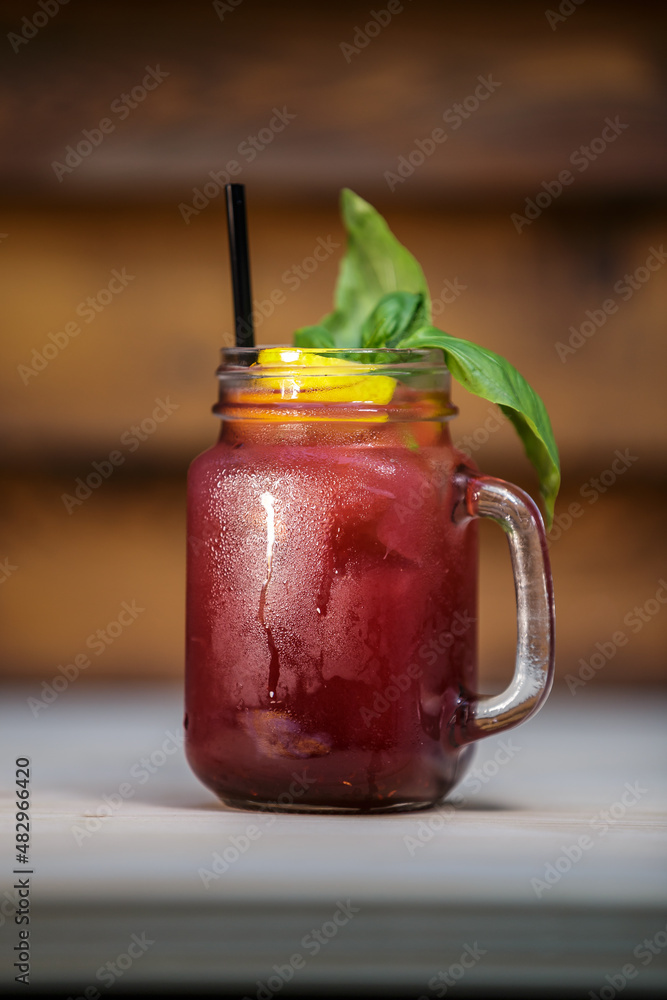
[186,417,478,811]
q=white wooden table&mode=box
[1,686,666,996]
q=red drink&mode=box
[185,349,554,812]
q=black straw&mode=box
[225,183,255,348]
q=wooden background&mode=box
[0,0,665,690]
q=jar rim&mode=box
[213,345,455,422]
[218,345,447,372]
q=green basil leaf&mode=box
[293,324,336,349]
[319,189,431,347]
[397,326,561,526]
[361,291,427,348]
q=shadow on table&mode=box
[126,789,523,814]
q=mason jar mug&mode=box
[185,348,554,812]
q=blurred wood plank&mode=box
[1,204,666,475]
[1,476,664,685]
[0,0,665,200]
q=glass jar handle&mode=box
[458,474,555,744]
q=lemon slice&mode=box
[253,348,396,404]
